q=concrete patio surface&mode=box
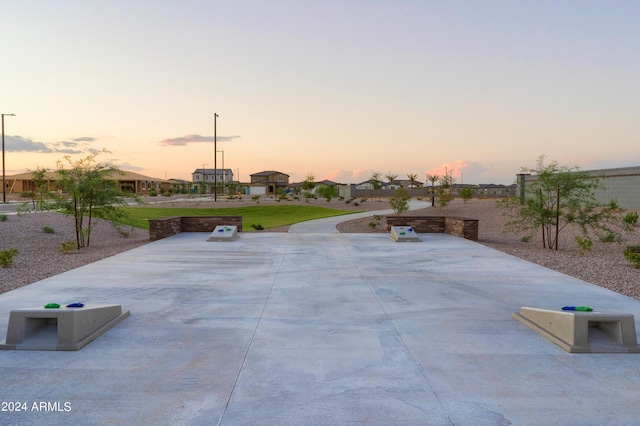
[2,227,640,425]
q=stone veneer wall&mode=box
[385,216,478,241]
[148,216,243,241]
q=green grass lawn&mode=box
[120,205,363,230]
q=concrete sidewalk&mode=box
[1,230,640,425]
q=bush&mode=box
[623,211,638,226]
[368,221,377,229]
[0,213,8,222]
[58,240,77,254]
[251,224,264,231]
[0,248,18,268]
[574,236,593,255]
[19,191,34,198]
[599,232,619,243]
[148,190,158,197]
[624,245,640,269]
[42,225,55,234]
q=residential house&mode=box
[5,170,169,196]
[191,168,234,195]
[250,171,290,195]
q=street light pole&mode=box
[2,113,16,203]
[214,113,218,202]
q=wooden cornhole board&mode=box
[0,304,129,351]
[513,306,640,353]
[389,226,421,242]
[207,225,239,242]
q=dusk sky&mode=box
[2,1,639,185]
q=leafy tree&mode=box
[50,151,130,249]
[389,188,411,214]
[500,156,622,250]
[317,185,338,200]
[437,173,454,208]
[300,173,316,197]
[459,187,473,203]
[30,166,50,211]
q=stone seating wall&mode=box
[148,216,243,241]
[385,216,479,241]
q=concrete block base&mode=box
[389,226,421,242]
[0,304,129,351]
[207,225,239,241]
[513,306,640,353]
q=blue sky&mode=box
[2,0,639,184]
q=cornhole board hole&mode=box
[389,226,421,242]
[0,304,129,351]
[512,306,640,353]
[207,225,239,242]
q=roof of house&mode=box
[250,170,289,177]
[7,170,167,182]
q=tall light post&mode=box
[217,150,224,196]
[2,113,16,203]
[214,113,219,201]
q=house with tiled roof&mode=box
[249,171,289,195]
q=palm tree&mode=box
[406,173,419,189]
[426,174,439,206]
[370,172,383,201]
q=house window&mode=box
[278,175,283,182]
[142,181,147,190]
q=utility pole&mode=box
[214,113,218,201]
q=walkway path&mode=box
[287,199,431,233]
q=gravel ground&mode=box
[1,196,639,300]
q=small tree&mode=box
[459,187,473,203]
[389,188,411,214]
[300,173,316,197]
[437,174,453,208]
[500,156,621,250]
[317,185,338,200]
[51,151,130,249]
[30,166,51,211]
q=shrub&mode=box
[251,224,264,231]
[599,232,619,243]
[42,225,55,234]
[368,221,377,229]
[520,236,531,243]
[58,240,77,254]
[624,245,640,269]
[0,248,18,268]
[623,211,638,226]
[0,213,8,222]
[459,187,473,203]
[608,199,620,211]
[148,190,158,197]
[19,191,34,198]
[16,203,30,216]
[574,236,593,255]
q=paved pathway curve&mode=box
[287,199,431,233]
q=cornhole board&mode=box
[389,226,421,242]
[0,304,129,351]
[207,225,239,242]
[512,306,640,353]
